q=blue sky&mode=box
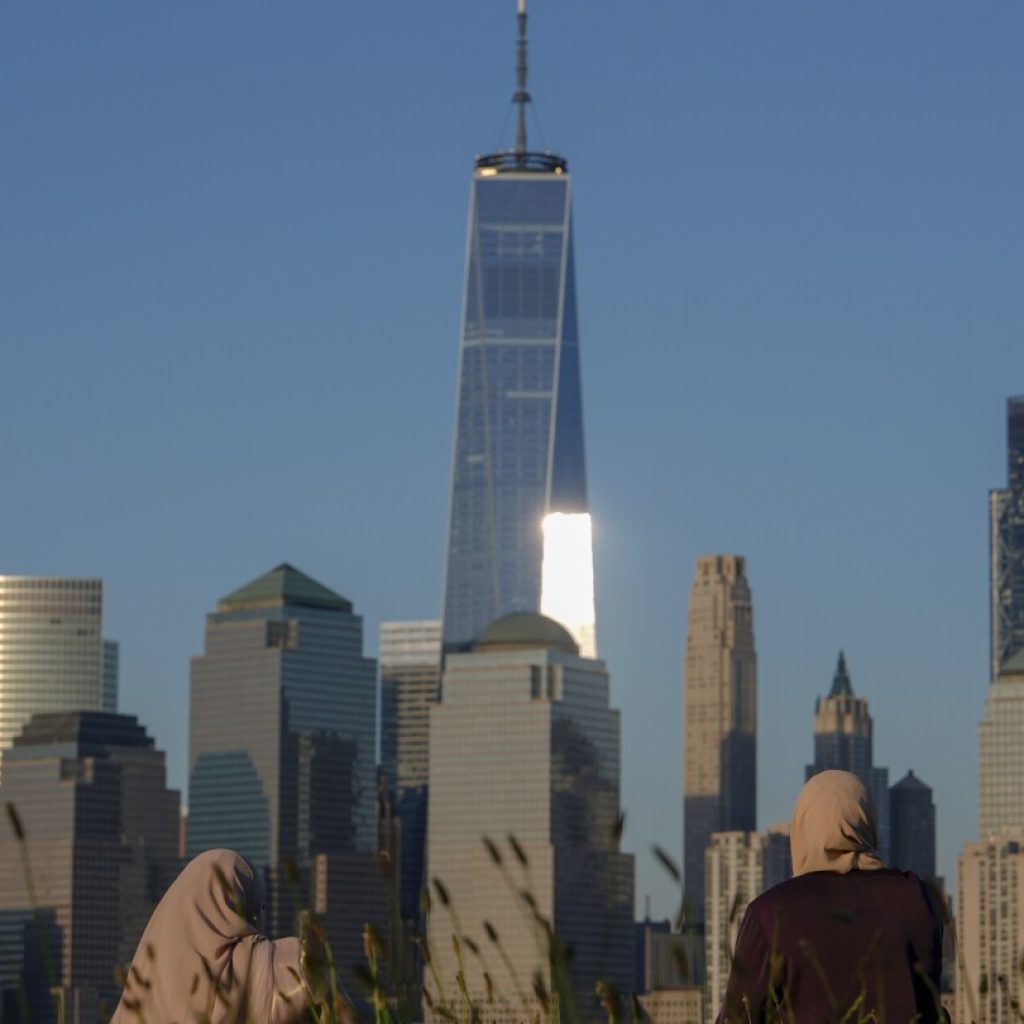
[3,2,1023,917]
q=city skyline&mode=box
[3,2,1023,916]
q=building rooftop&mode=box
[474,611,579,654]
[829,650,854,696]
[10,711,153,754]
[891,769,931,793]
[218,563,352,614]
[474,150,568,175]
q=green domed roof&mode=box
[474,612,579,654]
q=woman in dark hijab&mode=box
[716,770,944,1023]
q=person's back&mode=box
[719,868,943,1022]
[716,771,944,1024]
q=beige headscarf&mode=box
[110,849,309,1024]
[790,770,885,876]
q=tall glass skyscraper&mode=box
[990,395,1024,678]
[441,2,590,652]
[0,576,111,776]
[379,619,441,923]
[0,711,179,1023]
[188,563,378,937]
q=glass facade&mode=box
[990,396,1024,678]
[0,711,179,1024]
[102,639,119,713]
[426,613,633,1021]
[682,556,757,923]
[889,770,936,879]
[0,576,106,777]
[188,563,377,937]
[379,619,441,923]
[442,165,589,651]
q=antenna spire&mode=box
[514,0,530,161]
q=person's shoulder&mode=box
[743,874,817,919]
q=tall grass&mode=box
[2,803,965,1024]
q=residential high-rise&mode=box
[0,577,107,773]
[889,770,936,880]
[989,396,1024,678]
[979,649,1024,836]
[957,832,1024,1024]
[379,619,441,922]
[441,1,593,655]
[806,651,891,861]
[682,555,757,922]
[188,564,382,956]
[704,827,791,1015]
[0,711,180,1024]
[426,612,633,1022]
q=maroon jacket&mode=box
[716,869,944,1023]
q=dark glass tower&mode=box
[990,395,1024,678]
[889,769,936,880]
[0,712,180,1023]
[441,3,588,651]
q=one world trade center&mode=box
[441,1,594,655]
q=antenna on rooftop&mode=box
[513,0,531,161]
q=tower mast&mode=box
[513,0,530,163]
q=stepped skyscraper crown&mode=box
[441,2,593,654]
[807,651,891,861]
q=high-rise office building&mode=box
[0,577,109,773]
[0,711,180,1024]
[979,649,1024,836]
[957,831,1024,1024]
[102,639,119,712]
[889,769,936,880]
[990,396,1024,679]
[426,611,633,1022]
[704,827,791,1015]
[806,651,891,861]
[441,1,593,655]
[682,555,757,922]
[379,619,441,922]
[188,563,380,947]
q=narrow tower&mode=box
[990,395,1024,678]
[806,651,891,860]
[441,2,592,654]
[682,555,757,922]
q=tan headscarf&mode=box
[790,770,885,876]
[110,849,310,1024]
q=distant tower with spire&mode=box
[806,651,891,861]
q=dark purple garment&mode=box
[716,869,944,1024]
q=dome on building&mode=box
[474,612,579,654]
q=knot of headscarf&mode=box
[790,770,885,876]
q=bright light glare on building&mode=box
[541,512,597,658]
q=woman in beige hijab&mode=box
[716,770,943,1023]
[110,849,311,1024]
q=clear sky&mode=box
[3,2,1023,918]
